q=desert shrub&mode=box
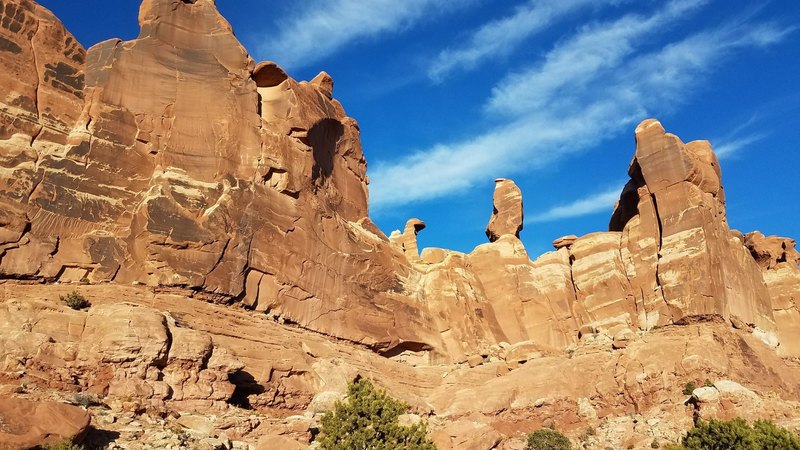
[40,441,84,450]
[525,428,572,450]
[678,418,800,449]
[71,392,100,408]
[61,291,90,310]
[682,381,697,396]
[318,378,436,450]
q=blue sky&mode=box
[40,0,800,257]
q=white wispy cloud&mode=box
[427,0,627,82]
[711,115,769,159]
[260,0,475,71]
[485,0,709,116]
[369,2,791,212]
[527,186,623,223]
[714,133,767,159]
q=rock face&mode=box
[0,0,436,355]
[0,397,90,449]
[395,119,788,354]
[486,178,524,242]
[3,283,800,450]
[0,0,798,364]
[745,232,800,356]
[0,297,242,409]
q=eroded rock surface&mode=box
[745,232,800,356]
[0,397,90,449]
[1,284,800,450]
[486,178,523,242]
[1,1,800,448]
[0,0,436,356]
[1,0,798,365]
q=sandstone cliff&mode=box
[1,0,799,449]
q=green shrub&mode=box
[678,418,800,449]
[751,420,800,448]
[526,428,572,450]
[40,441,84,450]
[61,291,90,310]
[682,381,697,396]
[318,378,436,450]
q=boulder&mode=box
[432,420,502,450]
[0,398,90,449]
[256,435,309,450]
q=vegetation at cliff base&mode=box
[526,428,572,450]
[318,378,436,450]
[41,441,84,450]
[666,418,800,449]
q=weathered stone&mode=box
[0,0,440,357]
[432,420,502,450]
[486,178,523,242]
[552,235,578,249]
[0,3,799,448]
[745,232,800,356]
[390,218,426,262]
[692,386,720,403]
[256,435,309,450]
[0,398,90,449]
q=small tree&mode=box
[526,428,572,450]
[318,378,436,450]
[680,418,800,450]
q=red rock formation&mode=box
[486,178,523,242]
[745,232,800,356]
[0,0,438,355]
[609,120,775,336]
[390,218,426,262]
[409,120,784,353]
[1,0,796,364]
[1,6,799,436]
[0,397,90,449]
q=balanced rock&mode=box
[390,218,426,262]
[552,235,578,249]
[486,178,524,242]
